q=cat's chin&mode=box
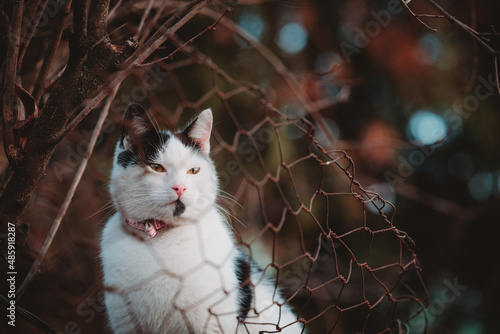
[173,199,186,216]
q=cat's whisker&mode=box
[218,194,243,209]
[217,204,246,228]
[218,190,242,207]
[87,202,115,219]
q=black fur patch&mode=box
[119,130,171,168]
[173,200,186,216]
[140,130,170,163]
[117,150,139,168]
[174,132,202,153]
[234,251,253,319]
[119,103,172,166]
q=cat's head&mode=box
[110,103,218,224]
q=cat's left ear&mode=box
[183,108,213,156]
[121,103,154,152]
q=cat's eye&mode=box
[149,163,165,173]
[187,167,200,175]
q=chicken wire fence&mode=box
[1,1,434,333]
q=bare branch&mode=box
[399,0,437,32]
[32,1,72,103]
[72,0,89,50]
[0,0,135,228]
[88,0,111,42]
[137,0,172,45]
[137,7,231,68]
[201,7,339,146]
[132,0,209,64]
[464,0,478,93]
[18,0,49,68]
[51,0,211,144]
[108,0,123,19]
[135,0,155,41]
[2,0,24,164]
[494,55,500,96]
[424,0,499,55]
[16,86,119,299]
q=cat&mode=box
[100,103,304,333]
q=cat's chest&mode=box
[101,212,242,333]
[101,212,236,284]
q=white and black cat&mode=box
[100,104,303,333]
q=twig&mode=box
[32,1,71,103]
[137,7,231,68]
[201,7,338,146]
[135,0,155,41]
[494,55,500,96]
[477,32,500,36]
[44,64,67,90]
[108,0,123,19]
[132,0,207,64]
[399,0,437,32]
[50,0,210,144]
[18,0,49,68]
[2,0,24,164]
[414,14,444,18]
[16,86,119,299]
[424,0,499,55]
[464,0,478,93]
[138,0,172,45]
[164,34,264,107]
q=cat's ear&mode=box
[183,108,213,156]
[120,103,154,151]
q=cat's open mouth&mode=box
[173,199,186,216]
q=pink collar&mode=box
[126,218,167,237]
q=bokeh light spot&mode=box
[407,110,447,145]
[494,171,500,197]
[417,34,443,65]
[468,172,493,201]
[238,10,266,41]
[277,22,308,54]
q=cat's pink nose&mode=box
[172,185,186,197]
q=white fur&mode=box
[187,108,213,156]
[100,112,303,333]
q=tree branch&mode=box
[399,0,437,32]
[424,0,499,55]
[2,0,24,165]
[137,7,231,68]
[201,7,339,146]
[16,86,118,299]
[494,55,500,96]
[135,0,155,41]
[52,0,211,144]
[32,1,71,103]
[0,0,133,228]
[88,0,110,42]
[71,0,89,61]
[17,0,49,69]
[0,0,210,233]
